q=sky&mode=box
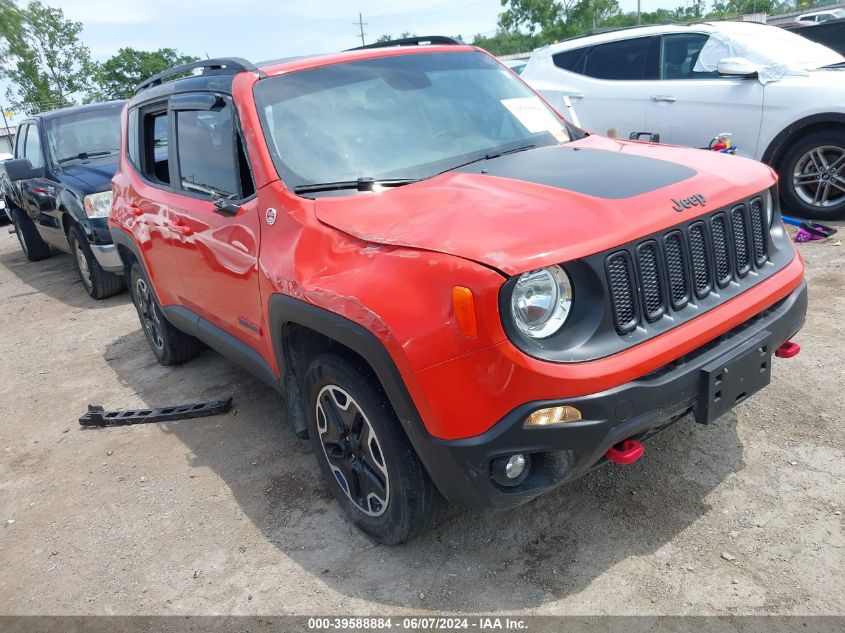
[1,0,688,122]
[42,0,680,61]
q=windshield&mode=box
[45,106,122,164]
[254,51,569,191]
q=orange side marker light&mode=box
[452,286,478,337]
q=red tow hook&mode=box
[775,341,800,358]
[606,438,644,465]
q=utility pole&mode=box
[0,106,12,154]
[637,0,641,25]
[354,12,367,46]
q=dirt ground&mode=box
[0,220,842,617]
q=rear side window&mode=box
[174,103,254,200]
[127,109,139,165]
[584,37,656,80]
[552,47,587,74]
[140,109,170,185]
[23,124,44,169]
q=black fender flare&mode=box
[56,188,87,234]
[267,294,463,497]
[762,113,845,168]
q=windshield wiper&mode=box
[294,177,419,194]
[57,149,118,163]
[439,143,536,174]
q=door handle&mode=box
[650,95,677,103]
[172,220,193,237]
[565,92,584,100]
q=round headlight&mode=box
[510,265,573,339]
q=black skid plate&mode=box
[80,397,233,427]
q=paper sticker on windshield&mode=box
[501,97,567,141]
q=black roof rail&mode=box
[135,57,260,94]
[349,35,462,51]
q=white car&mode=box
[521,21,845,219]
[797,9,845,24]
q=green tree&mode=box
[90,47,198,101]
[471,30,540,55]
[0,1,92,114]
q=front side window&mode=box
[660,33,717,80]
[23,124,44,169]
[254,51,569,192]
[174,106,243,199]
[584,37,656,80]
[45,106,121,165]
[14,124,28,159]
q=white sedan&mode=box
[520,21,845,219]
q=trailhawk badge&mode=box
[265,208,277,225]
[671,194,707,212]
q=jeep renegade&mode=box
[109,37,807,544]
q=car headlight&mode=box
[763,189,774,226]
[510,265,573,339]
[83,191,113,218]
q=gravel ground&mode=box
[0,221,842,616]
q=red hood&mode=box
[314,136,776,275]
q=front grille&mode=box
[606,203,772,334]
[749,197,767,266]
[731,206,751,277]
[606,252,637,333]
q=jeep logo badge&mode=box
[671,193,707,212]
[266,208,277,225]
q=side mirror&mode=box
[4,157,45,181]
[212,194,241,215]
[717,57,758,78]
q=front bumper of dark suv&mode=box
[415,281,807,509]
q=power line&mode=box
[354,12,368,46]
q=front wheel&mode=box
[68,225,124,299]
[304,352,447,544]
[779,129,845,221]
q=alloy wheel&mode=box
[135,278,165,351]
[73,240,92,289]
[316,385,389,516]
[792,145,845,209]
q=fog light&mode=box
[491,453,532,487]
[505,454,526,479]
[524,405,582,428]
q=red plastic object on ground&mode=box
[606,439,645,465]
[775,341,801,358]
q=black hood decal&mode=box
[457,145,696,199]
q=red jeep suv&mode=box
[109,37,807,544]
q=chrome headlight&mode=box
[83,191,113,218]
[510,265,573,339]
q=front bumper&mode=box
[90,243,124,274]
[415,281,807,509]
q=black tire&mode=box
[11,208,51,261]
[778,129,845,221]
[67,225,124,299]
[129,261,202,365]
[304,352,447,544]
